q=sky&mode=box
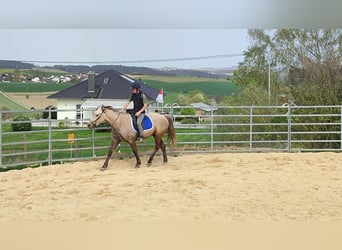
[1,0,341,69]
[1,29,248,69]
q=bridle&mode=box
[90,108,104,127]
[90,107,122,127]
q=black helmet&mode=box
[131,81,141,89]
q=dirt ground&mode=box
[5,92,56,109]
[1,152,341,221]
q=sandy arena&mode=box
[0,152,342,221]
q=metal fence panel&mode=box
[1,105,341,169]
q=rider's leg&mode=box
[137,113,145,139]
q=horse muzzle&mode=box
[87,121,96,129]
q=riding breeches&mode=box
[137,113,145,136]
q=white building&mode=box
[48,70,160,123]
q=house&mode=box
[190,103,217,115]
[48,70,160,122]
[190,102,217,122]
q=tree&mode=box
[234,29,342,106]
[231,29,342,149]
[176,93,189,105]
[176,90,208,106]
[188,90,207,103]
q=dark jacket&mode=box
[130,92,146,114]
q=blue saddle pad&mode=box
[130,115,153,132]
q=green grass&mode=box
[0,92,28,110]
[1,75,236,105]
[0,123,211,171]
[138,75,237,103]
[0,82,73,92]
[0,68,67,75]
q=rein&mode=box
[92,107,122,127]
[91,111,103,125]
[110,109,122,126]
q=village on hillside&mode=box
[0,71,87,84]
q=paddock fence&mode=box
[1,105,341,169]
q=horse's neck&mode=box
[104,109,127,129]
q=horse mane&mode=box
[103,106,120,112]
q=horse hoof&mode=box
[147,162,152,167]
[100,167,107,171]
[135,165,140,169]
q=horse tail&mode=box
[165,115,177,148]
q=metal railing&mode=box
[1,105,341,169]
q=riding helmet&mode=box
[131,81,141,89]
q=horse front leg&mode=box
[129,142,141,168]
[101,135,121,171]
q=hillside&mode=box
[0,60,34,69]
[0,60,231,79]
[0,75,237,109]
[46,64,229,78]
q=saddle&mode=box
[129,113,154,133]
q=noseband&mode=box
[90,109,104,127]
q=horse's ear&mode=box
[101,104,104,110]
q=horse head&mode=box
[87,105,106,128]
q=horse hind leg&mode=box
[147,136,163,166]
[160,139,168,163]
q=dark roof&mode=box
[48,70,159,100]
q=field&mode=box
[0,76,236,110]
[0,82,71,110]
[4,92,56,109]
[137,75,237,103]
[0,82,73,92]
[0,91,28,110]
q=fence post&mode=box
[287,105,292,153]
[0,112,2,166]
[249,106,253,149]
[92,128,95,157]
[48,108,52,165]
[170,105,173,121]
[210,103,214,151]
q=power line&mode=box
[20,53,244,64]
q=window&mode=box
[76,104,82,120]
[103,77,110,84]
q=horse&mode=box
[87,105,177,170]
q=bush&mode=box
[180,107,196,116]
[180,108,197,124]
[58,117,71,129]
[1,107,12,120]
[11,115,32,131]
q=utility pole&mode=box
[266,48,271,105]
[268,60,271,105]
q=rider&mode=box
[121,81,148,142]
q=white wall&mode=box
[56,98,134,122]
[56,99,84,121]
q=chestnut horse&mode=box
[87,106,176,170]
